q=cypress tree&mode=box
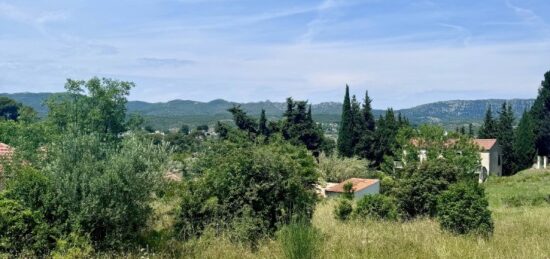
[362,91,376,131]
[338,85,354,157]
[531,71,550,156]
[468,123,474,137]
[478,106,497,139]
[514,110,536,171]
[460,126,466,135]
[350,95,362,151]
[259,109,269,136]
[497,102,516,175]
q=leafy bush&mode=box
[50,233,94,259]
[277,222,321,259]
[354,194,397,220]
[395,161,461,219]
[334,199,353,221]
[317,154,371,182]
[0,193,51,255]
[437,182,494,237]
[175,138,318,243]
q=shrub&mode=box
[354,194,397,220]
[175,138,318,243]
[317,154,371,182]
[395,161,461,219]
[342,182,354,200]
[334,199,353,221]
[50,233,94,259]
[437,182,493,237]
[0,193,50,255]
[277,222,321,259]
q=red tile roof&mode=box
[325,178,379,193]
[474,139,497,151]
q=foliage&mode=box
[0,193,51,255]
[514,110,536,171]
[531,71,550,156]
[342,182,354,200]
[317,154,370,182]
[175,138,319,242]
[333,199,353,221]
[228,106,258,135]
[437,182,493,237]
[394,161,462,219]
[354,194,397,220]
[277,222,321,259]
[46,77,134,141]
[337,85,354,157]
[281,98,327,156]
[50,233,94,259]
[478,106,497,138]
[370,109,401,166]
[496,102,516,175]
[0,96,21,121]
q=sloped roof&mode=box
[325,178,379,193]
[474,139,497,151]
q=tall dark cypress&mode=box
[497,102,515,175]
[259,109,269,136]
[362,91,375,131]
[355,90,376,160]
[531,71,550,156]
[468,123,474,137]
[478,106,497,139]
[514,110,536,171]
[338,85,354,157]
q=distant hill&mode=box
[0,92,534,130]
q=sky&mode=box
[0,0,550,109]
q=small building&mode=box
[325,178,380,199]
[474,139,502,177]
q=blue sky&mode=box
[1,0,549,108]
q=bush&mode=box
[354,194,397,220]
[395,161,461,219]
[0,193,51,255]
[175,138,318,243]
[437,182,494,237]
[50,233,94,259]
[334,199,353,221]
[317,154,371,182]
[277,222,321,259]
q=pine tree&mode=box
[460,126,466,135]
[531,71,550,156]
[350,95,362,152]
[497,102,515,175]
[478,106,497,138]
[514,110,536,171]
[259,109,269,136]
[362,91,375,131]
[468,123,474,137]
[371,109,399,166]
[338,85,354,157]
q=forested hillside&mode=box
[0,92,534,129]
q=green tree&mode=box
[478,106,497,139]
[371,109,400,166]
[514,110,536,171]
[338,85,354,157]
[228,105,257,135]
[46,77,133,140]
[0,96,21,121]
[531,71,550,156]
[259,109,270,136]
[497,102,516,175]
[468,123,474,137]
[180,124,190,134]
[281,99,326,156]
[437,182,493,237]
[355,91,376,160]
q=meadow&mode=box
[125,169,550,259]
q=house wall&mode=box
[479,146,502,176]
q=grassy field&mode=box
[126,169,550,258]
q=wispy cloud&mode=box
[0,2,67,26]
[138,58,196,67]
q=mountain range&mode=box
[0,92,535,130]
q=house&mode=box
[408,138,502,179]
[474,139,502,177]
[324,178,380,199]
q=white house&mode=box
[324,178,380,199]
[474,139,502,177]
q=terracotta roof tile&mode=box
[325,178,379,193]
[474,139,497,151]
[0,143,13,156]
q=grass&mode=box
[122,169,550,258]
